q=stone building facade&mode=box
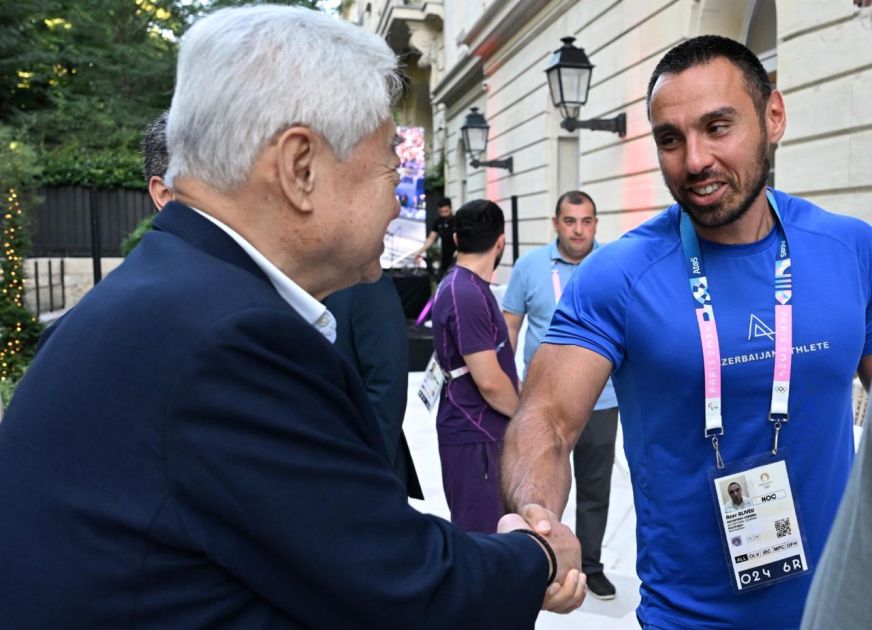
[347,0,872,282]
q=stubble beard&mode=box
[668,136,771,230]
[557,236,590,264]
[493,248,504,271]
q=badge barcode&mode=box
[775,517,792,538]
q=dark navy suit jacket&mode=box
[0,202,546,628]
[324,274,423,499]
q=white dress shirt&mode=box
[190,207,337,342]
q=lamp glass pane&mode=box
[547,68,563,107]
[465,126,488,155]
[561,67,591,106]
[581,67,591,102]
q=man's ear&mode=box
[497,233,506,252]
[148,176,173,211]
[276,126,318,212]
[766,90,787,145]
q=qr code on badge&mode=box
[775,517,792,538]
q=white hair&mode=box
[164,4,401,190]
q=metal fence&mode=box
[30,186,154,257]
[31,259,66,317]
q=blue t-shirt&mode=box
[502,239,617,409]
[432,266,519,445]
[546,190,872,629]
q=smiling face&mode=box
[650,58,783,232]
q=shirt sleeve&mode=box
[862,226,872,357]
[451,279,500,356]
[166,306,548,628]
[545,244,629,371]
[501,256,529,316]
[801,404,872,629]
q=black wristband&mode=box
[516,529,557,584]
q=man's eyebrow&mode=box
[651,106,739,137]
[700,106,738,125]
[651,121,679,137]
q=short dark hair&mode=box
[437,196,452,209]
[142,110,169,182]
[453,199,504,254]
[646,35,772,122]
[555,190,597,217]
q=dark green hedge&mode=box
[40,147,145,190]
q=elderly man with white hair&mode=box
[0,5,585,628]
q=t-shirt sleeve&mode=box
[844,210,872,357]
[862,223,872,357]
[865,305,872,357]
[453,282,500,357]
[501,257,529,316]
[544,245,629,371]
[862,304,872,361]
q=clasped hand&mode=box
[498,504,586,614]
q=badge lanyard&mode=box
[551,262,563,305]
[679,190,793,468]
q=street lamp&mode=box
[460,107,513,172]
[545,36,626,137]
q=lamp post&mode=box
[461,107,513,172]
[545,36,626,137]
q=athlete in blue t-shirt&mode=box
[501,35,872,629]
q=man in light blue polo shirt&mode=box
[502,190,619,600]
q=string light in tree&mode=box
[0,187,40,382]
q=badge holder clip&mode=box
[706,427,725,470]
[769,413,788,455]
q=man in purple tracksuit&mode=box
[431,199,519,533]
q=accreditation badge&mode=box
[708,451,810,592]
[416,353,444,413]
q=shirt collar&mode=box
[548,238,600,265]
[190,207,336,342]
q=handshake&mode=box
[498,504,586,614]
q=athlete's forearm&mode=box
[500,344,611,515]
[501,407,574,515]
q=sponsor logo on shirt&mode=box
[718,313,832,366]
[747,314,775,341]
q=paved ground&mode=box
[404,371,642,629]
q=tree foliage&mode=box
[0,127,44,393]
[0,0,327,190]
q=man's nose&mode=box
[685,134,714,176]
